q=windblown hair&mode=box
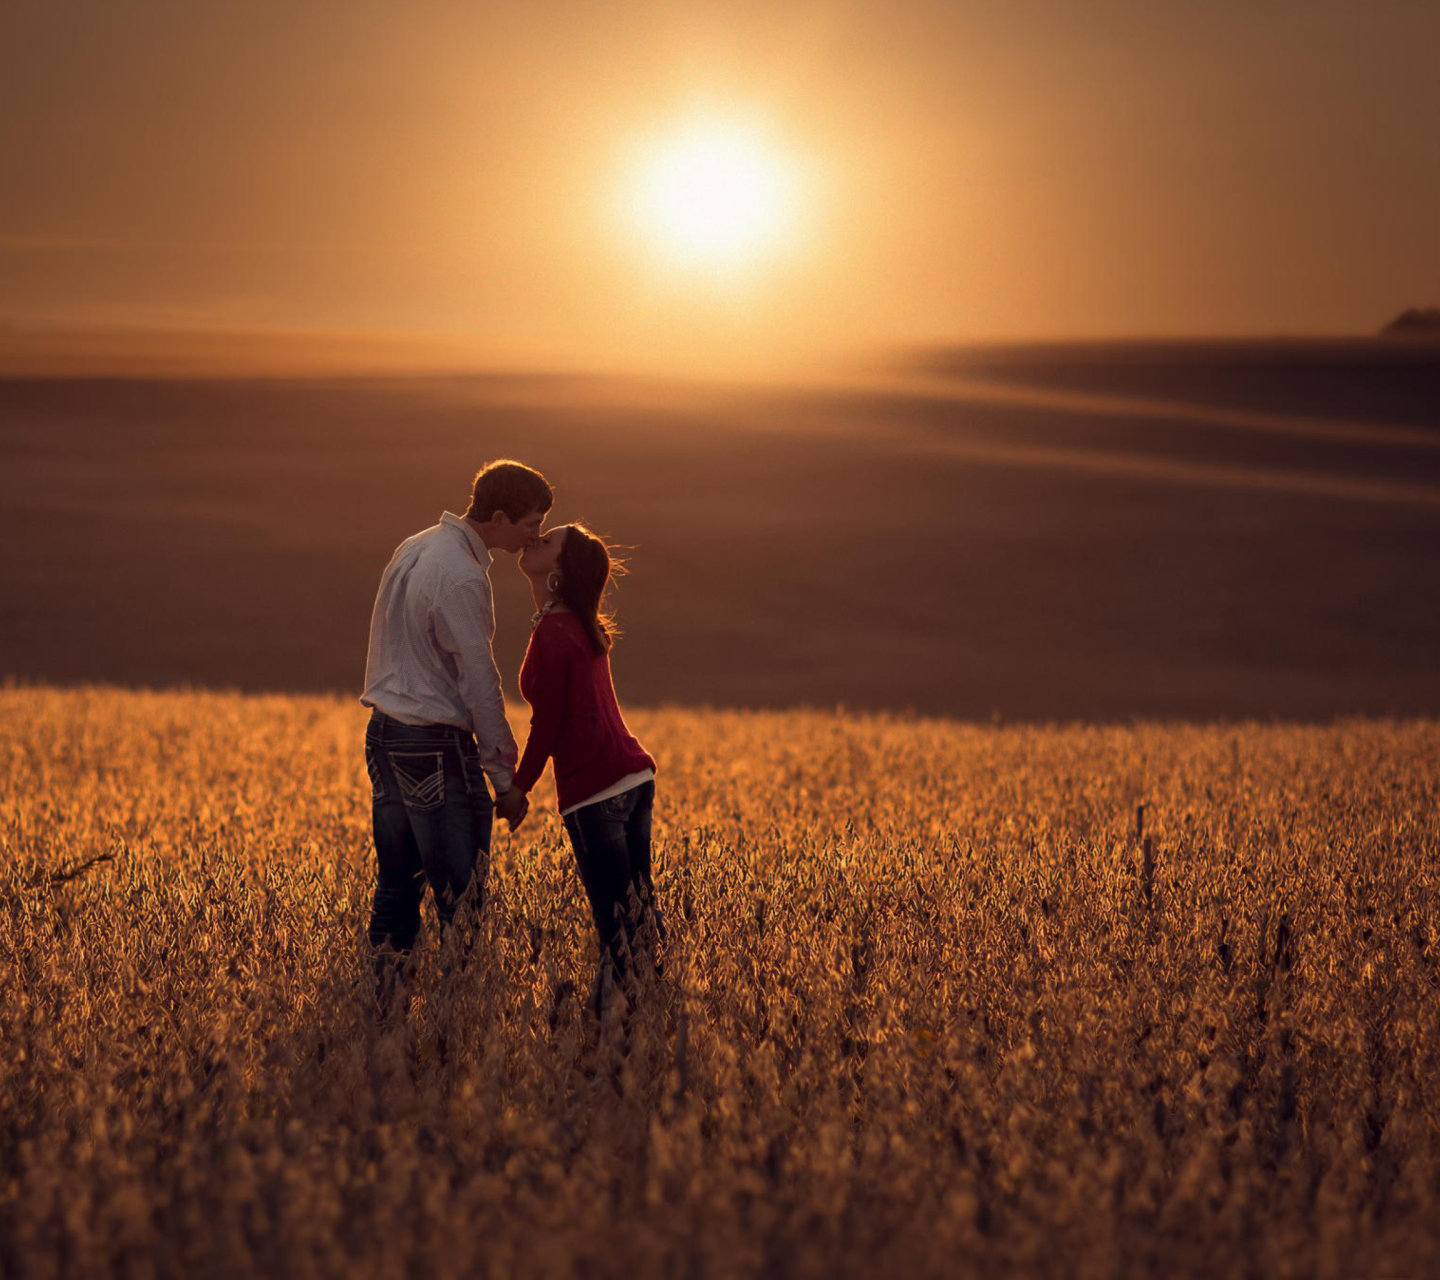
[557,524,622,655]
[465,460,553,523]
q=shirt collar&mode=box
[440,511,494,568]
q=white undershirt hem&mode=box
[561,769,656,817]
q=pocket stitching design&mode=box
[388,751,446,811]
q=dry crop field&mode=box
[2,685,1438,1278]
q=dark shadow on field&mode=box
[2,339,1439,720]
[908,337,1440,432]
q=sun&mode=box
[622,118,804,273]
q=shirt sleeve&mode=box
[431,577,518,793]
[512,624,572,796]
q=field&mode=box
[3,338,1440,720]
[4,685,1438,1278]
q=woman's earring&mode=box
[547,573,561,593]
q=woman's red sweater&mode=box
[512,611,655,812]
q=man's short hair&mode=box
[466,460,553,522]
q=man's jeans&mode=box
[562,780,661,1004]
[365,711,494,961]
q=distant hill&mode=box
[1382,307,1440,336]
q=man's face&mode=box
[517,524,568,577]
[498,507,546,554]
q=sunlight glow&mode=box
[622,119,804,274]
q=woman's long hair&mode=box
[557,524,620,655]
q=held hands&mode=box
[496,787,529,831]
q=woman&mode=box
[513,523,660,1008]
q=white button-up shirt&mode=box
[361,512,518,793]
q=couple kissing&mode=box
[359,460,659,1014]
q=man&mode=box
[360,459,551,997]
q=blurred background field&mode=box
[3,337,1439,721]
[3,685,1438,1278]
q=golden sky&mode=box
[3,0,1438,369]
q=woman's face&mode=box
[518,524,568,581]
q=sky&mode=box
[3,0,1439,369]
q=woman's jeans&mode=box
[365,711,494,969]
[562,780,661,1003]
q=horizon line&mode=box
[1,318,1429,381]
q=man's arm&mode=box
[431,579,518,795]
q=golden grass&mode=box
[2,685,1438,1278]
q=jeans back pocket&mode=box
[600,788,634,819]
[388,751,446,812]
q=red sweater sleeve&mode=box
[512,623,572,795]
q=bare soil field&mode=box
[2,338,1438,718]
[3,686,1437,1278]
